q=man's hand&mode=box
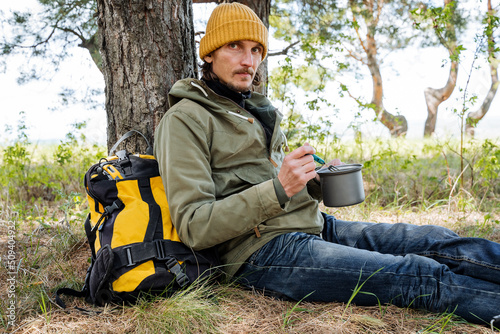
[324,158,344,167]
[278,143,317,198]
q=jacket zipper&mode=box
[191,81,278,237]
[190,81,273,149]
[190,81,281,167]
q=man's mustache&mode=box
[233,68,254,76]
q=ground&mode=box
[1,207,499,333]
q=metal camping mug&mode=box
[317,164,365,207]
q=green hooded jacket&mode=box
[154,78,324,277]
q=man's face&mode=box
[204,40,263,93]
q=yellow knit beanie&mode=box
[199,3,268,61]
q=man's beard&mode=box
[226,81,252,93]
[226,68,255,93]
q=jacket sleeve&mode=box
[154,108,285,250]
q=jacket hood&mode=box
[168,78,281,120]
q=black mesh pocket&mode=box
[89,244,115,305]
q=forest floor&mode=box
[2,207,500,333]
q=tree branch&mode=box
[268,41,300,57]
[344,44,366,64]
[57,26,86,44]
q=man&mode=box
[154,3,500,327]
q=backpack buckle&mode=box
[154,240,168,261]
[124,246,135,267]
[165,257,190,288]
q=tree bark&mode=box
[366,35,408,137]
[423,0,458,137]
[465,61,498,136]
[354,0,408,137]
[465,0,498,137]
[423,59,458,137]
[97,0,197,152]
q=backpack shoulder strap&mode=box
[109,130,153,156]
[55,287,87,308]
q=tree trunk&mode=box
[356,0,408,137]
[423,59,458,137]
[97,0,197,152]
[423,0,458,137]
[465,61,497,136]
[466,0,498,137]
[366,36,408,137]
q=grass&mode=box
[341,267,384,319]
[0,134,499,333]
[1,203,499,333]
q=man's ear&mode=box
[204,54,213,63]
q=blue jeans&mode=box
[235,213,500,324]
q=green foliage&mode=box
[410,0,467,49]
[1,0,98,73]
[2,112,31,177]
[483,9,500,56]
[38,290,51,324]
[324,136,498,211]
[475,140,500,188]
[0,114,105,215]
[270,53,340,156]
[277,107,499,213]
[2,116,498,216]
[0,0,102,111]
[418,308,459,333]
[342,267,384,319]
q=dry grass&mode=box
[7,287,494,334]
[1,206,499,334]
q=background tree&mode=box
[348,0,409,137]
[270,0,411,138]
[1,0,100,72]
[1,0,498,144]
[0,0,101,108]
[2,0,271,149]
[412,0,466,137]
[466,0,499,137]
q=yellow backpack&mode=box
[56,130,220,307]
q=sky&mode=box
[0,1,499,146]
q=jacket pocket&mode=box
[233,166,273,185]
[212,164,272,198]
